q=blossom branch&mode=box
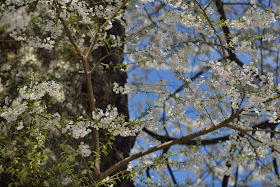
[244,129,280,133]
[98,109,243,180]
[225,124,280,155]
[143,127,230,145]
[214,0,246,68]
[53,1,84,60]
[245,136,274,173]
[162,148,178,186]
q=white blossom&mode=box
[78,142,91,157]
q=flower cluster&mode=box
[78,142,91,157]
[0,102,28,123]
[92,105,141,137]
[19,80,65,102]
[67,120,92,139]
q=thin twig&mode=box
[244,129,280,133]
[194,0,227,62]
[203,1,212,11]
[0,40,20,43]
[88,52,115,74]
[85,0,128,60]
[53,1,84,60]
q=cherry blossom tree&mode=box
[0,0,280,186]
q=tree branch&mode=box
[54,1,84,60]
[226,124,280,155]
[214,0,247,68]
[88,52,115,74]
[99,109,243,180]
[143,127,230,145]
[54,0,100,178]
[234,166,239,187]
[162,148,178,186]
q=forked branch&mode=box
[53,0,100,177]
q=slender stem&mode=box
[54,1,84,60]
[54,0,101,178]
[163,149,178,186]
[0,40,20,42]
[234,166,239,187]
[194,0,227,62]
[243,129,280,133]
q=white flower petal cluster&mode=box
[0,6,30,32]
[236,40,258,57]
[113,82,132,95]
[244,6,276,28]
[229,6,276,29]
[92,105,141,136]
[206,61,278,116]
[1,63,11,71]
[43,112,61,136]
[16,121,24,130]
[0,102,28,123]
[78,142,91,157]
[19,81,65,102]
[68,120,92,139]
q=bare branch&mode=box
[143,127,230,145]
[0,40,20,43]
[88,52,115,74]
